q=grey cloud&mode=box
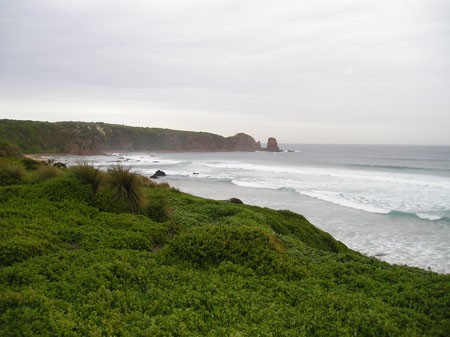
[0,0,449,144]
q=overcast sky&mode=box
[1,0,449,144]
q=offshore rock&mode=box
[151,170,166,179]
[266,137,280,152]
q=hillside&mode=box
[0,158,449,336]
[0,119,265,155]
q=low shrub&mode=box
[94,188,132,214]
[0,236,54,266]
[0,185,22,203]
[163,225,306,277]
[137,175,158,188]
[0,163,24,186]
[157,182,170,189]
[40,177,93,203]
[106,165,147,214]
[21,158,40,170]
[145,195,171,222]
[33,165,61,182]
[69,161,103,193]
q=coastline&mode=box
[162,175,450,274]
[24,149,269,159]
[45,149,450,274]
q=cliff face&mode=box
[223,133,263,152]
[0,120,268,155]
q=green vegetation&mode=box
[0,158,449,336]
[0,162,24,186]
[0,119,260,155]
[0,136,23,158]
[21,158,40,170]
[69,160,104,193]
[105,165,147,214]
[33,165,61,182]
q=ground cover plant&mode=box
[0,162,24,186]
[0,157,449,336]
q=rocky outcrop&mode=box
[151,170,166,179]
[0,119,272,155]
[223,133,261,152]
[52,162,67,169]
[228,197,244,204]
[265,137,280,152]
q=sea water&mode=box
[52,144,450,274]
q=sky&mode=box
[1,0,449,144]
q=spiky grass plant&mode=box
[137,175,158,188]
[69,160,103,194]
[0,162,25,185]
[106,164,147,213]
[21,158,40,170]
[33,165,60,182]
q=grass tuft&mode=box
[69,160,103,193]
[106,165,147,213]
[157,182,170,189]
[0,162,25,185]
[21,158,40,170]
[33,165,61,182]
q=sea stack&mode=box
[256,141,262,151]
[266,137,280,152]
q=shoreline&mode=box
[31,150,450,274]
[24,149,268,159]
[162,175,450,274]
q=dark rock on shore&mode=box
[228,197,244,204]
[151,170,166,179]
[52,162,67,169]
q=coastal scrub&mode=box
[0,158,449,336]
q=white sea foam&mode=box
[199,161,450,189]
[230,179,285,190]
[416,213,443,221]
[299,190,391,214]
[56,154,450,222]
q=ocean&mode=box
[51,144,450,274]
